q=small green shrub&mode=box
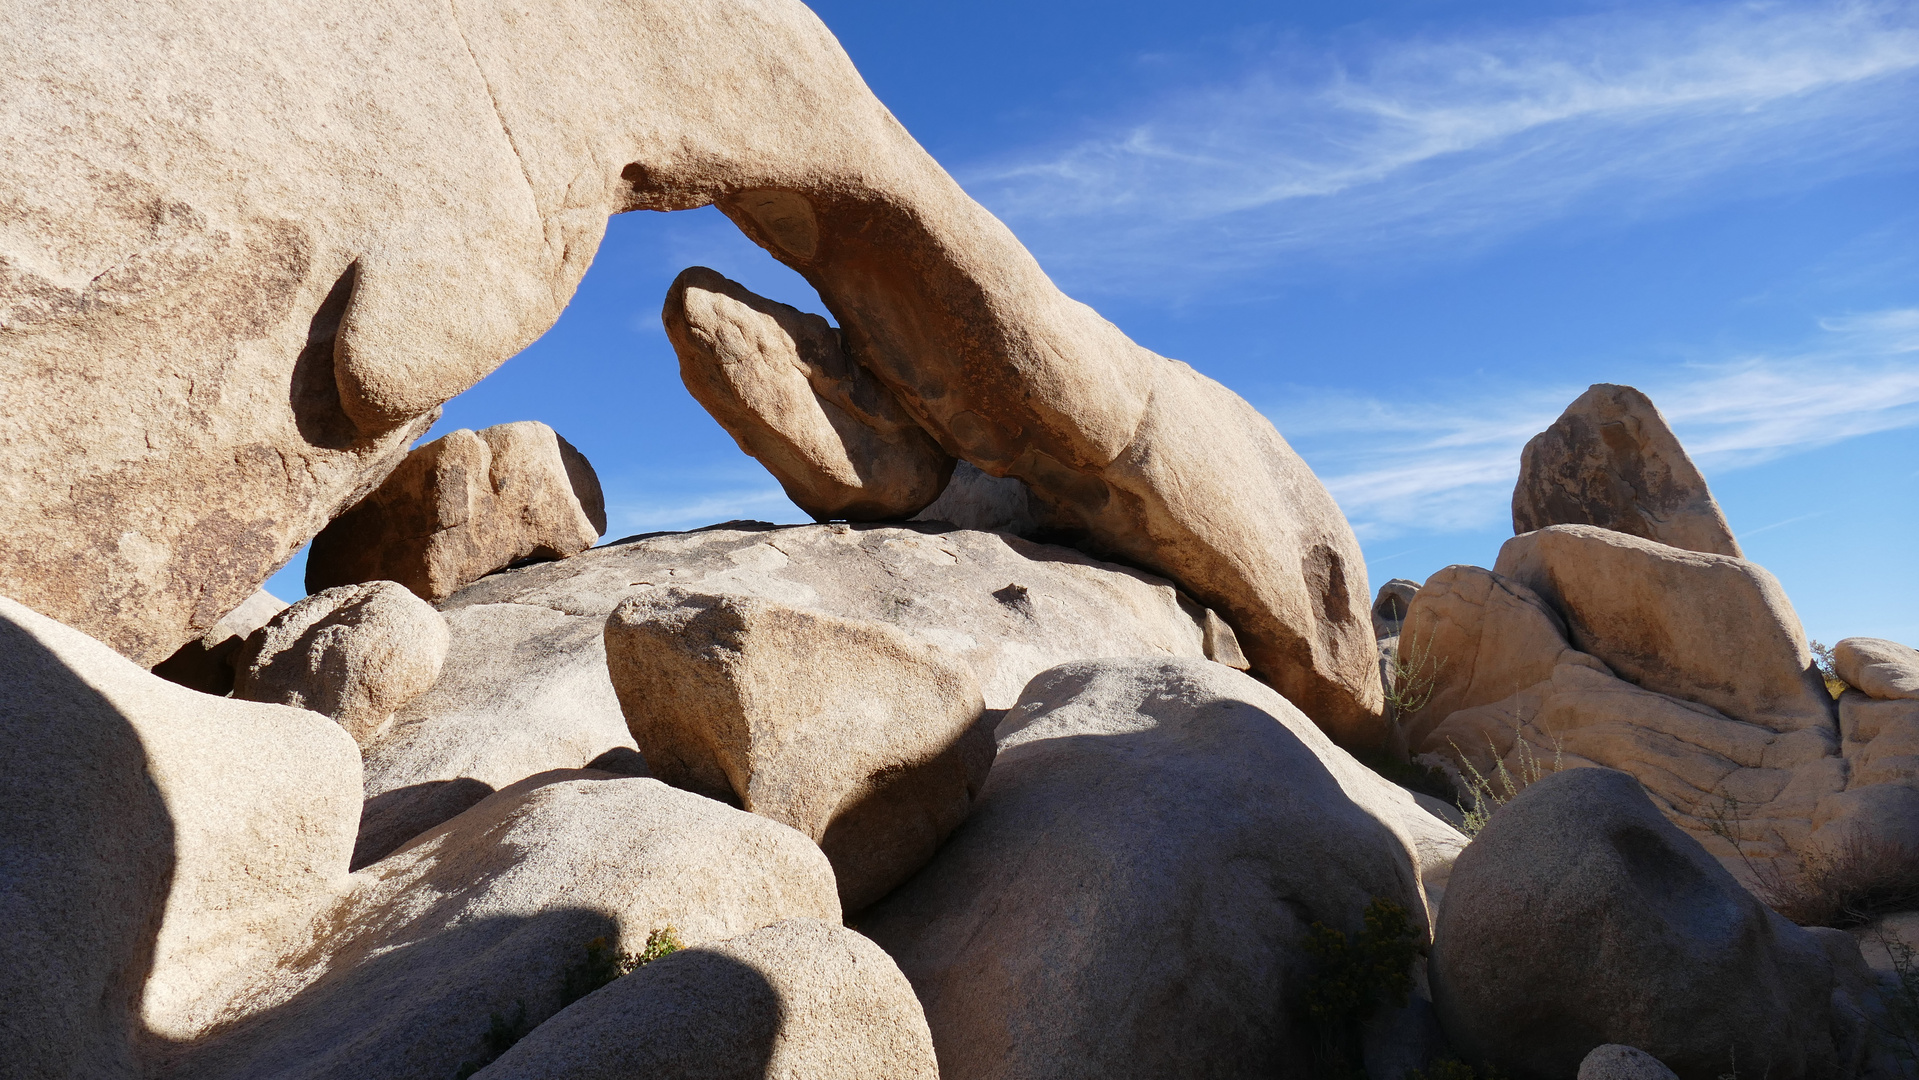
[1754,833,1919,929]
[1302,897,1421,1078]
[1386,625,1447,730]
[1451,736,1560,837]
[1809,640,1847,699]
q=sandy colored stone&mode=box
[1577,1045,1679,1080]
[233,581,449,745]
[664,267,953,521]
[1513,384,1741,557]
[163,773,840,1080]
[1431,768,1863,1080]
[481,918,939,1080]
[912,460,1060,538]
[152,589,289,695]
[1495,525,1832,733]
[305,422,605,602]
[607,587,992,911]
[1833,637,1919,701]
[860,658,1462,1080]
[0,596,361,1077]
[2,0,1378,734]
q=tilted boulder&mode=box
[233,580,449,745]
[152,589,288,695]
[165,773,841,1080]
[1397,565,1579,750]
[1513,384,1741,557]
[0,596,362,1077]
[305,422,605,602]
[860,658,1464,1080]
[1494,525,1832,733]
[664,267,953,521]
[1833,637,1919,701]
[606,587,993,911]
[481,918,939,1080]
[1431,768,1866,1080]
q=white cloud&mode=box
[965,1,1919,289]
[1271,306,1919,540]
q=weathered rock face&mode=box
[912,461,1057,538]
[305,422,605,602]
[481,918,939,1080]
[3,0,1378,736]
[1372,578,1421,639]
[164,773,841,1080]
[860,658,1464,1080]
[664,267,953,521]
[0,596,362,1078]
[1578,1045,1680,1080]
[1494,525,1832,733]
[1834,637,1919,701]
[1512,384,1741,557]
[606,587,993,911]
[152,589,289,695]
[1430,769,1862,1080]
[233,581,449,745]
[1397,565,1579,750]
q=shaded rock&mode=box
[1834,637,1919,701]
[860,657,1464,1080]
[152,589,289,695]
[481,917,938,1080]
[1431,768,1862,1080]
[234,581,449,745]
[349,778,495,871]
[912,460,1058,538]
[1372,578,1421,639]
[1513,384,1741,557]
[164,773,840,1080]
[1578,1046,1679,1080]
[1495,525,1832,733]
[664,267,953,521]
[0,595,361,1075]
[606,588,993,911]
[306,422,605,602]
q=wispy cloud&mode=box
[606,486,805,537]
[966,1,1919,289]
[1271,305,1919,540]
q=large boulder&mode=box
[859,658,1464,1080]
[606,587,993,911]
[3,0,1378,742]
[233,580,449,745]
[663,267,953,521]
[1430,768,1865,1080]
[164,773,841,1080]
[1494,525,1832,733]
[151,589,288,695]
[1834,637,1919,701]
[0,596,362,1078]
[1397,565,1580,750]
[305,421,606,602]
[480,917,939,1080]
[1512,384,1741,557]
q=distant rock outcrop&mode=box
[151,589,289,695]
[1513,384,1741,557]
[305,421,606,602]
[664,268,954,521]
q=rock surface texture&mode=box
[1512,384,1741,557]
[606,586,993,911]
[305,422,606,602]
[1,0,1379,744]
[481,918,939,1080]
[664,267,953,521]
[151,589,288,695]
[1577,1045,1680,1080]
[0,596,362,1077]
[860,657,1465,1080]
[1834,637,1919,701]
[1430,769,1865,1080]
[233,581,449,745]
[911,461,1057,538]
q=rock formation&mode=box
[1431,768,1868,1080]
[1578,1045,1681,1080]
[1834,637,1919,701]
[233,580,449,745]
[605,587,994,911]
[305,422,606,602]
[481,918,940,1080]
[912,461,1058,537]
[664,267,953,520]
[1512,384,1741,557]
[151,589,289,695]
[860,657,1464,1080]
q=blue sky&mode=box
[270,0,1919,648]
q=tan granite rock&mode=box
[1513,384,1741,557]
[664,267,952,521]
[606,587,993,911]
[1397,565,1579,750]
[1833,637,1919,701]
[305,422,605,602]
[152,589,289,695]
